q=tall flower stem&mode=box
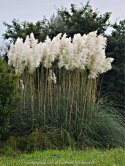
[30,74,35,129]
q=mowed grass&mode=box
[0,148,125,166]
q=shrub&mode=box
[16,130,39,152]
[0,136,19,156]
[0,59,19,142]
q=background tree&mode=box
[102,20,125,112]
[3,19,49,43]
[47,2,111,38]
[3,2,111,42]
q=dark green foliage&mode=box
[0,136,19,156]
[0,60,19,141]
[102,20,125,112]
[48,2,111,38]
[47,129,75,149]
[0,129,74,153]
[16,130,39,152]
[3,19,49,43]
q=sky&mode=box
[0,0,125,42]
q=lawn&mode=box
[0,148,125,166]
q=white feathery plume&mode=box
[72,33,88,70]
[85,31,114,78]
[7,32,114,77]
[42,33,61,68]
[8,37,25,74]
[26,33,41,73]
[58,34,73,70]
